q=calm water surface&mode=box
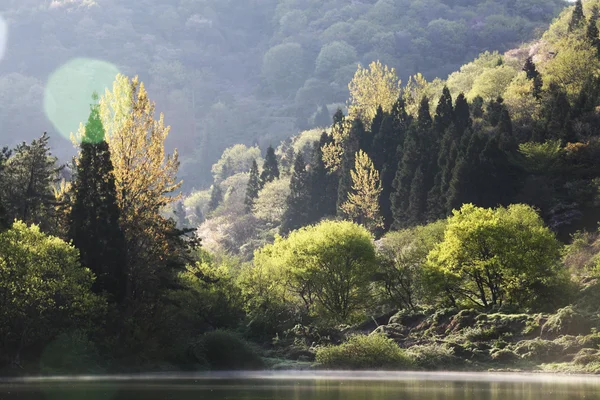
[0,371,599,400]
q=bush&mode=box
[39,331,104,374]
[513,338,562,363]
[491,348,520,363]
[573,348,600,366]
[315,334,413,370]
[407,343,461,370]
[541,306,592,338]
[194,330,264,370]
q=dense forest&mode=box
[0,0,566,189]
[7,0,600,375]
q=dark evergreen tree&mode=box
[434,87,454,134]
[69,101,127,303]
[446,132,488,211]
[244,159,261,212]
[406,166,426,226]
[454,93,472,136]
[471,96,485,119]
[372,98,411,230]
[545,86,575,143]
[523,57,543,99]
[337,118,363,215]
[588,6,600,56]
[208,184,223,212]
[314,105,331,128]
[498,107,516,151]
[569,0,586,33]
[309,133,337,222]
[281,153,312,234]
[260,145,280,186]
[391,98,431,228]
[485,97,505,127]
[0,132,61,230]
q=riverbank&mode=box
[267,306,600,374]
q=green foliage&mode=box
[262,43,309,95]
[428,204,567,309]
[253,177,291,223]
[69,100,127,303]
[315,334,413,370]
[260,146,280,186]
[541,306,592,338]
[193,330,264,370]
[244,160,261,212]
[280,154,312,234]
[39,331,104,374]
[255,220,377,323]
[0,221,105,364]
[377,220,447,310]
[212,145,262,183]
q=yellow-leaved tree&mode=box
[97,74,185,303]
[341,150,383,232]
[348,61,401,125]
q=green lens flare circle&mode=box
[44,58,120,142]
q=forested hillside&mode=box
[0,0,565,188]
[8,0,600,376]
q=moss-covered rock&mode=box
[573,348,600,366]
[447,309,480,332]
[408,343,462,370]
[513,338,563,363]
[371,323,406,340]
[491,348,520,363]
[541,306,592,338]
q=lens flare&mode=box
[0,15,7,61]
[44,58,120,142]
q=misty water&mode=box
[2,372,600,400]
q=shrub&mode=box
[573,348,600,366]
[194,330,264,370]
[541,306,591,338]
[491,348,520,363]
[39,331,104,374]
[315,334,413,370]
[408,343,461,370]
[513,338,563,363]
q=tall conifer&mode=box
[260,145,280,186]
[281,153,311,234]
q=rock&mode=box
[447,309,480,332]
[541,306,592,339]
[371,323,406,340]
[491,349,520,363]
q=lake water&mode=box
[1,371,599,400]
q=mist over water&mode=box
[2,372,600,400]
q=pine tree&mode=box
[69,99,127,303]
[281,153,312,234]
[545,86,575,143]
[245,159,260,212]
[208,184,223,212]
[569,0,586,33]
[406,166,426,226]
[523,57,543,99]
[434,87,454,134]
[0,132,61,230]
[340,150,384,232]
[390,98,432,228]
[260,145,280,186]
[485,97,505,127]
[309,133,337,222]
[587,6,600,56]
[498,108,515,151]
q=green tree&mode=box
[244,159,260,212]
[427,204,565,309]
[377,220,447,310]
[1,133,61,230]
[260,145,280,186]
[337,118,363,214]
[309,133,337,222]
[587,6,600,56]
[280,153,311,235]
[208,184,223,213]
[0,147,11,231]
[255,220,377,322]
[0,221,104,365]
[569,0,586,33]
[314,105,331,128]
[69,97,127,303]
[523,56,543,99]
[340,150,384,232]
[348,61,401,125]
